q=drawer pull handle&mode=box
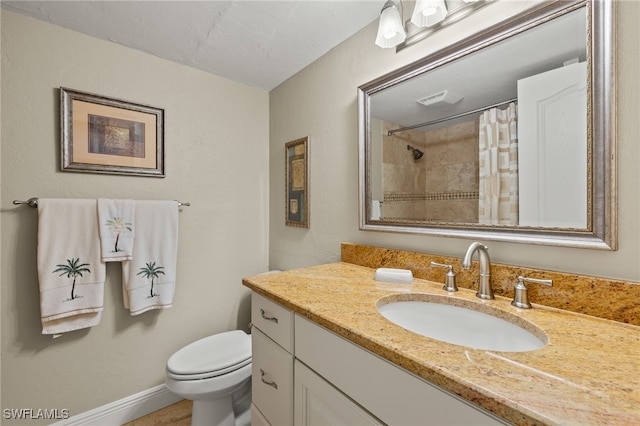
[260,369,278,390]
[260,308,279,324]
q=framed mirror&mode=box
[358,0,616,250]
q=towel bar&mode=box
[13,198,191,208]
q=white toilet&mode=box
[165,330,252,426]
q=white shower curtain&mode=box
[478,102,519,225]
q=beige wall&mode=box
[269,0,640,282]
[1,10,269,423]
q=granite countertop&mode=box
[243,262,640,426]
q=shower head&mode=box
[407,145,424,160]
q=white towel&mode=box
[37,199,105,335]
[97,198,135,262]
[122,200,178,315]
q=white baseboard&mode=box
[51,384,183,426]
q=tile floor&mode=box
[123,400,192,426]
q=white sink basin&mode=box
[377,295,546,352]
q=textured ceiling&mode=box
[2,0,383,90]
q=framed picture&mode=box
[60,87,165,177]
[285,137,309,228]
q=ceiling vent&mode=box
[416,90,463,106]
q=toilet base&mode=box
[234,407,251,426]
[173,373,251,426]
[190,392,251,426]
[192,398,233,426]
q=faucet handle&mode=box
[430,261,458,292]
[511,276,553,309]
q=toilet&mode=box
[165,330,252,426]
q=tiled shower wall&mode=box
[381,119,479,222]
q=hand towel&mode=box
[97,198,135,262]
[37,199,105,335]
[122,200,178,315]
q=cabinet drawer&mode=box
[251,293,293,352]
[252,328,293,426]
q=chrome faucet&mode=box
[461,242,494,300]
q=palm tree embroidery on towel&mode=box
[104,217,132,253]
[53,258,91,301]
[137,262,165,298]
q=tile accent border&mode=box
[383,191,479,202]
[341,242,640,326]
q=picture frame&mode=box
[60,87,165,177]
[285,137,309,228]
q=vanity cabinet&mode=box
[251,292,507,425]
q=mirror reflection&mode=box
[370,6,586,228]
[359,0,616,249]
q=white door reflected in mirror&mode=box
[518,62,588,228]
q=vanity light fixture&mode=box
[411,0,448,28]
[376,0,493,50]
[376,0,448,49]
[375,0,406,48]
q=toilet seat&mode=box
[167,330,251,381]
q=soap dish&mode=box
[374,268,413,284]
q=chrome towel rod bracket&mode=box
[12,198,190,208]
[12,198,39,208]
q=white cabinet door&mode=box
[294,360,382,426]
[517,62,588,228]
[295,315,507,426]
[251,328,293,426]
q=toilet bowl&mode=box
[165,330,252,426]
